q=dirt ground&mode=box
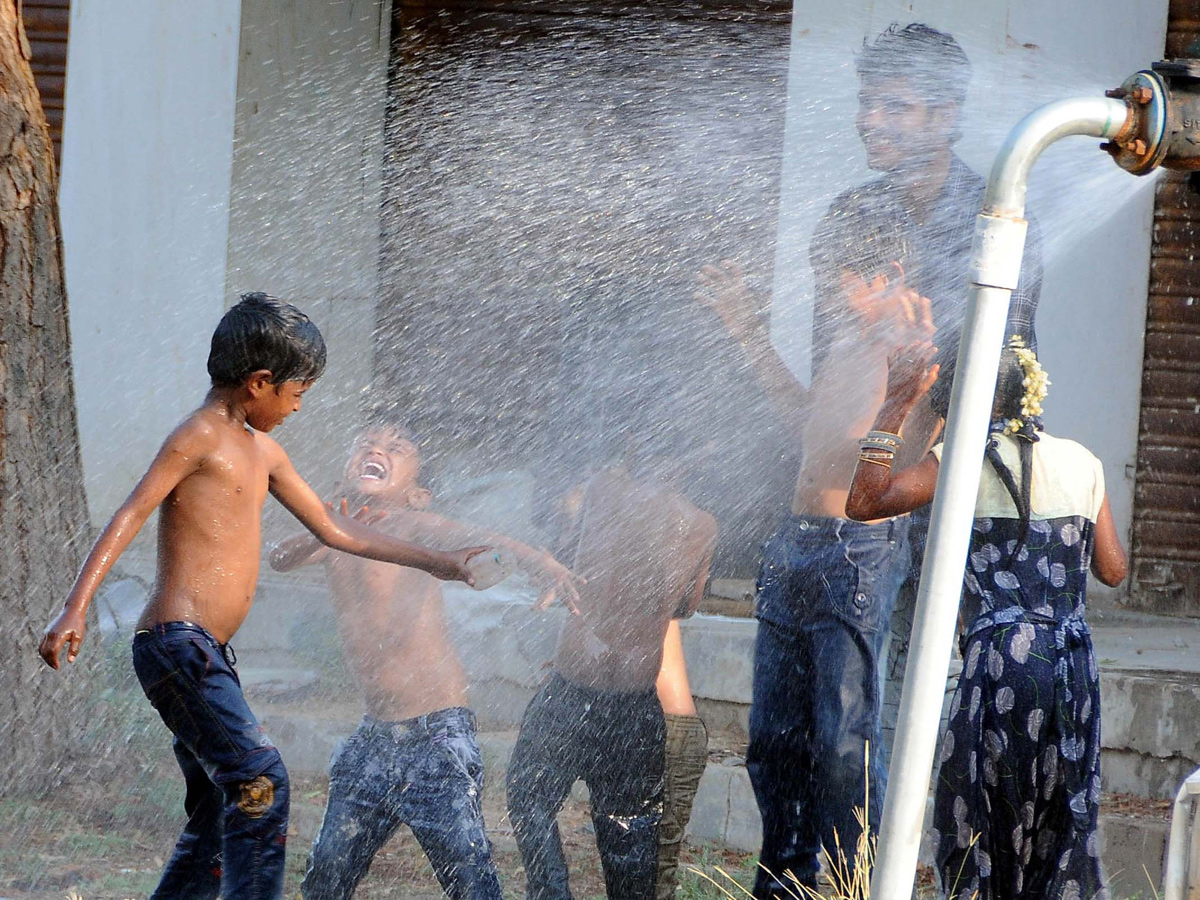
[0,710,1159,900]
[0,766,758,900]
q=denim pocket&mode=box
[133,633,211,699]
[433,731,485,790]
[329,727,374,784]
[835,535,902,635]
[132,637,218,751]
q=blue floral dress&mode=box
[929,431,1109,900]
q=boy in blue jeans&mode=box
[696,195,930,894]
[39,294,485,900]
[507,449,717,900]
[270,419,580,900]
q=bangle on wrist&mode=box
[857,455,892,469]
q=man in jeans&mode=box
[697,189,930,893]
[749,518,910,892]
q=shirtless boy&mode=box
[696,195,933,895]
[38,293,484,900]
[506,454,717,900]
[269,420,581,900]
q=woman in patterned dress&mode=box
[844,339,1127,900]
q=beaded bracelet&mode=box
[859,430,903,453]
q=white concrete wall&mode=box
[773,0,1168,599]
[225,0,392,541]
[60,1,242,522]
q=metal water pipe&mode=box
[870,61,1200,900]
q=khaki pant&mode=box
[657,713,708,900]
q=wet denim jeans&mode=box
[746,515,910,897]
[132,622,289,900]
[301,707,502,900]
[507,672,665,900]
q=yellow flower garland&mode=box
[1002,335,1050,436]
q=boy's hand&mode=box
[883,341,940,413]
[432,547,490,585]
[39,608,88,669]
[880,284,936,345]
[529,554,584,615]
[695,260,764,343]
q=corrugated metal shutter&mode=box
[1130,0,1200,614]
[23,0,70,165]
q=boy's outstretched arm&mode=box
[401,509,583,613]
[269,532,329,573]
[269,501,384,572]
[265,440,484,583]
[39,420,211,669]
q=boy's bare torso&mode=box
[135,408,276,643]
[554,468,715,693]
[791,333,932,519]
[791,335,889,518]
[322,516,468,721]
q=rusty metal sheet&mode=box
[1144,330,1200,367]
[1139,407,1200,449]
[1136,481,1200,514]
[1141,369,1200,403]
[1133,519,1200,554]
[1147,295,1200,331]
[1138,443,1200,477]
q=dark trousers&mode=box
[746,516,909,897]
[302,708,502,900]
[507,673,665,900]
[132,622,289,900]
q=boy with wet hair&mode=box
[270,417,581,900]
[506,430,718,900]
[697,196,933,897]
[39,293,485,900]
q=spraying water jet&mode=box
[870,61,1200,900]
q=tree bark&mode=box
[0,0,94,796]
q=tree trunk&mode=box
[0,0,94,797]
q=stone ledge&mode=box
[1101,670,1200,762]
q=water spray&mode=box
[870,62,1200,900]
